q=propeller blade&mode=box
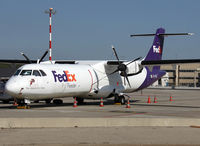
[108,63,127,75]
[39,50,48,63]
[123,71,131,88]
[124,74,126,85]
[126,57,142,66]
[112,45,120,64]
[20,52,32,63]
[111,45,131,88]
[108,68,120,76]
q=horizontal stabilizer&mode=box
[130,33,193,37]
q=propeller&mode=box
[110,46,142,88]
[20,49,49,64]
[111,46,131,87]
[39,50,49,63]
[20,52,32,63]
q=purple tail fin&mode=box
[144,28,165,61]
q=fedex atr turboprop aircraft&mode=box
[3,28,200,107]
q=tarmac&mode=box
[1,88,200,145]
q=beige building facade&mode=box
[160,64,200,87]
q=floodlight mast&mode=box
[45,8,56,61]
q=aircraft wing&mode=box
[55,60,76,64]
[0,59,37,78]
[0,59,37,64]
[141,59,200,66]
[0,59,125,65]
[107,61,124,65]
[55,60,126,65]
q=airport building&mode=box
[155,64,200,87]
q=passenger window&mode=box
[39,70,47,76]
[33,70,41,76]
[20,70,32,76]
[14,69,21,76]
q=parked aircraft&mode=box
[3,28,200,107]
[0,81,13,103]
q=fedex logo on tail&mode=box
[52,70,77,82]
[153,45,162,54]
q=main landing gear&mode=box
[34,98,53,104]
[45,98,52,104]
[114,94,125,105]
[76,97,84,105]
[53,99,63,104]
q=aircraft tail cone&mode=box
[147,96,151,103]
[126,98,131,108]
[100,97,104,107]
[73,97,78,107]
[154,96,157,103]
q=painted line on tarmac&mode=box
[0,118,200,128]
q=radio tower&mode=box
[45,8,56,61]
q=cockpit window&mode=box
[20,70,32,76]
[14,69,21,76]
[39,70,47,76]
[33,70,41,76]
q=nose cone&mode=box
[5,79,19,97]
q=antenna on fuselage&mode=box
[45,8,56,61]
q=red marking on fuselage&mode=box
[159,46,162,54]
[30,79,35,86]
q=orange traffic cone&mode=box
[147,96,151,103]
[126,98,131,108]
[154,96,157,103]
[100,97,104,107]
[73,97,78,107]
[169,96,173,101]
[13,98,18,106]
[13,101,18,106]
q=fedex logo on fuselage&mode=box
[52,70,77,82]
[153,45,161,54]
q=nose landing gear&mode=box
[16,99,31,109]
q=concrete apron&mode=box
[0,118,200,128]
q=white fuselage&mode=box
[5,61,147,100]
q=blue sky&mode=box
[0,0,200,60]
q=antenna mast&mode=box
[45,8,56,61]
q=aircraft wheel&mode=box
[3,100,10,104]
[34,100,39,103]
[17,99,23,106]
[119,96,125,105]
[114,95,120,103]
[114,95,125,105]
[53,99,63,104]
[45,99,52,104]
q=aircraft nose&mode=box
[5,79,19,97]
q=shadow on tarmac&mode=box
[133,103,200,109]
[0,99,119,109]
[0,99,199,109]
